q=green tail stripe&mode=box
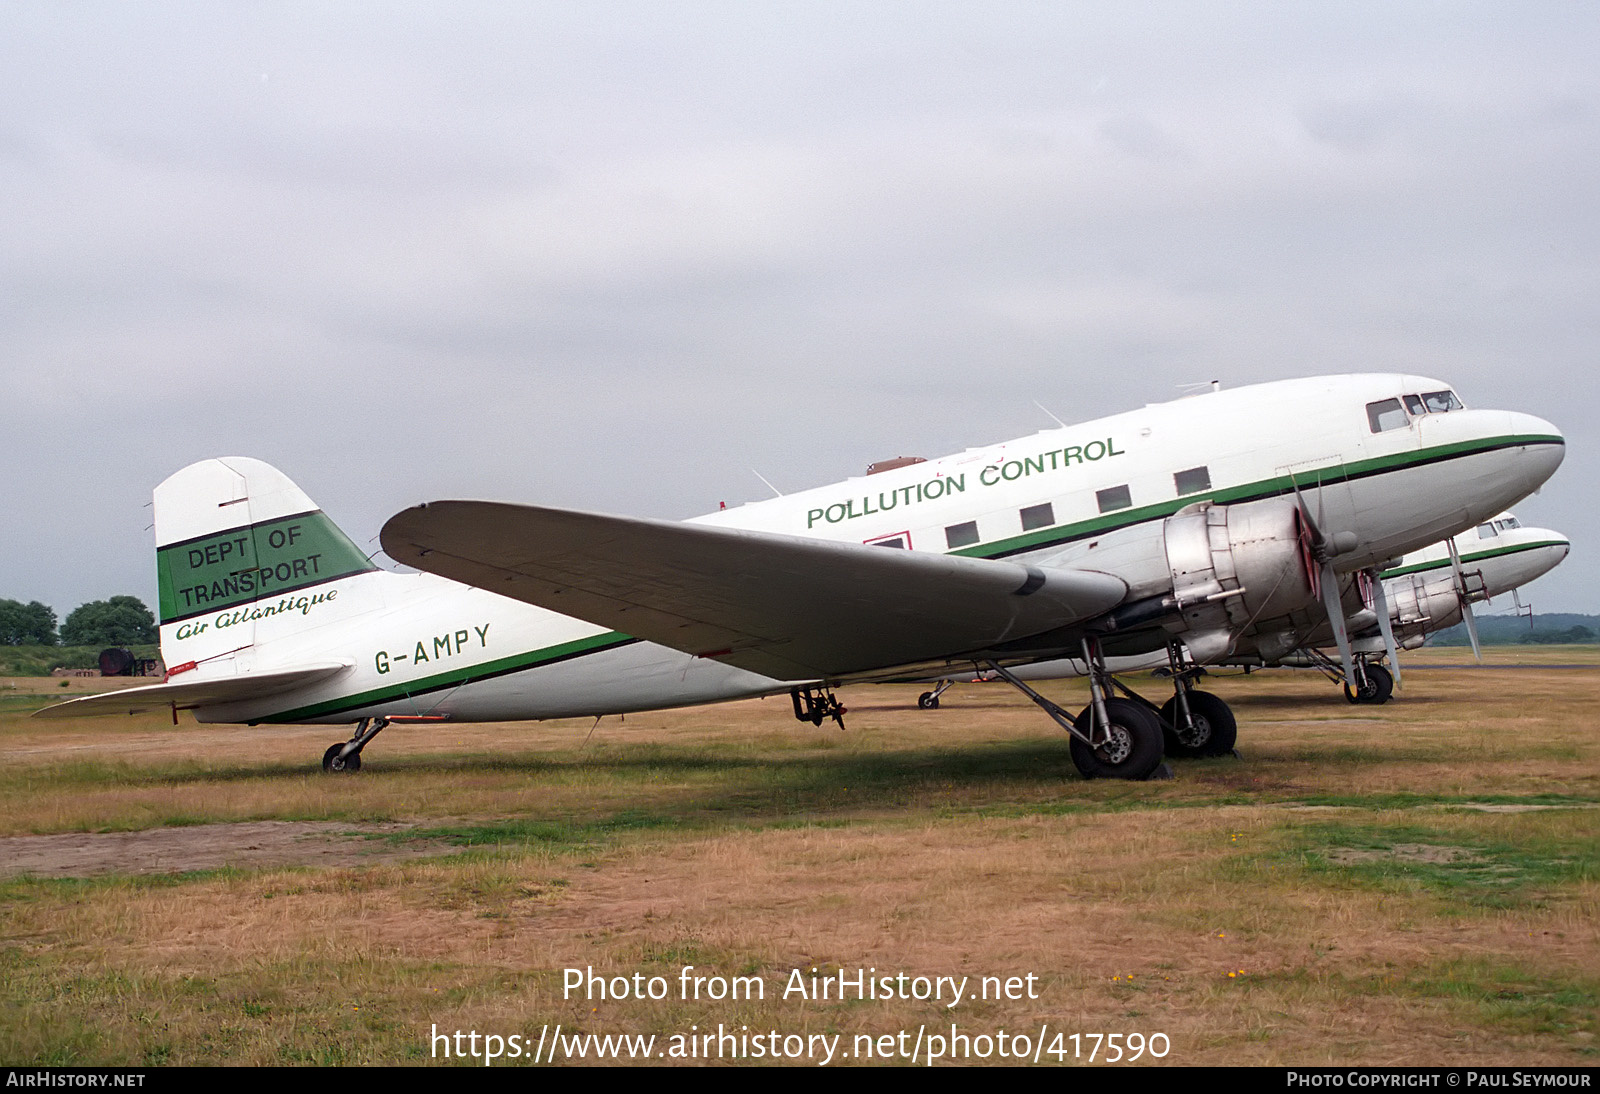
[157,510,378,624]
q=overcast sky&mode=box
[4,2,1596,624]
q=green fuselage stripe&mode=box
[256,631,640,723]
[1379,539,1569,580]
[951,433,1562,560]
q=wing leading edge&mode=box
[380,501,1127,682]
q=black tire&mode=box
[1069,697,1166,780]
[1343,663,1394,705]
[322,743,360,773]
[917,691,941,710]
[1158,690,1238,758]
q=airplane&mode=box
[36,374,1564,782]
[914,512,1571,727]
[1272,512,1571,703]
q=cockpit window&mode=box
[1366,398,1409,433]
[1477,523,1497,539]
[1422,389,1463,412]
[1403,394,1425,416]
[1502,516,1521,529]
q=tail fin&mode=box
[155,457,379,674]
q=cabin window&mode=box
[1096,485,1131,513]
[1174,466,1210,495]
[1020,503,1055,531]
[1422,389,1463,412]
[865,532,909,549]
[1366,399,1409,433]
[945,521,980,549]
[1476,523,1497,539]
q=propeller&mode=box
[1291,481,1358,688]
[1446,536,1484,662]
[1317,555,1357,689]
[1367,568,1403,688]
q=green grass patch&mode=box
[1295,792,1596,808]
[1260,819,1600,910]
[407,809,684,853]
[1270,958,1597,1038]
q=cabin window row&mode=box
[926,465,1215,550]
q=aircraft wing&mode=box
[380,502,1127,681]
[32,663,351,719]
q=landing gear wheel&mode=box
[1069,698,1166,780]
[917,691,941,710]
[1159,690,1238,758]
[322,743,361,773]
[1343,663,1394,705]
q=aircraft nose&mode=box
[1507,411,1565,491]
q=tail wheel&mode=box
[322,743,361,773]
[1344,663,1394,705]
[1069,698,1166,780]
[1158,690,1238,758]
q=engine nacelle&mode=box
[1162,500,1317,661]
[1386,571,1467,640]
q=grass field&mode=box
[1,647,1596,1066]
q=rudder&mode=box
[155,457,378,674]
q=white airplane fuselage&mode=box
[148,373,1561,726]
[1364,515,1571,649]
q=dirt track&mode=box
[0,820,452,878]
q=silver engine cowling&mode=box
[1162,500,1317,662]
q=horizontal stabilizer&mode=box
[32,663,351,719]
[381,501,1127,681]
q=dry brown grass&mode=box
[1,647,1596,1066]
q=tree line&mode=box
[0,596,157,647]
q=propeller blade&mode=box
[1462,597,1483,663]
[1319,560,1356,686]
[1446,536,1483,664]
[1369,569,1402,688]
[1296,507,1321,600]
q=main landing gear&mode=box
[322,716,391,773]
[1155,644,1238,758]
[984,639,1240,780]
[984,638,1171,781]
[1343,661,1395,705]
[1303,649,1395,704]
